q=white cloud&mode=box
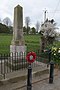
[0,0,60,27]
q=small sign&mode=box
[26,52,36,63]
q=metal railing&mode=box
[0,51,48,79]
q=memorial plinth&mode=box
[9,5,27,70]
[10,5,26,56]
[10,45,26,59]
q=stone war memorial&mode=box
[10,5,26,59]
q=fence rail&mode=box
[0,52,49,79]
[0,49,60,79]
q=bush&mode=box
[0,23,10,33]
[52,47,60,63]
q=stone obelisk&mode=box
[10,5,26,58]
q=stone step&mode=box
[0,63,49,86]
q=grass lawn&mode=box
[0,34,12,53]
[25,34,40,51]
[0,33,60,54]
[0,34,40,53]
[0,33,60,64]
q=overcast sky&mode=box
[0,0,60,27]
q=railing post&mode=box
[1,54,3,74]
[48,49,52,63]
[27,64,32,90]
[4,54,6,79]
[26,52,36,90]
[49,61,54,84]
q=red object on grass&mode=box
[26,52,36,63]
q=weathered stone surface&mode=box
[10,45,26,59]
[11,5,24,45]
[10,5,26,63]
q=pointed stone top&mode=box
[15,4,22,9]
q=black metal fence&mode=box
[0,51,49,79]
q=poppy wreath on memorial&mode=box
[26,52,36,63]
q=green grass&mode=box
[0,34,12,53]
[0,33,60,64]
[25,34,40,43]
[0,33,60,54]
[24,34,40,52]
[53,41,60,48]
[0,34,40,53]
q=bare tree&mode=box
[0,18,1,23]
[36,21,40,33]
[25,16,30,34]
[3,17,12,26]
